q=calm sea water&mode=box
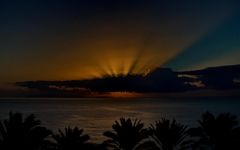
[0,97,240,142]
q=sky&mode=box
[0,0,240,86]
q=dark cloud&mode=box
[15,64,240,97]
[178,64,240,89]
[15,68,189,94]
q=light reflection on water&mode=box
[0,97,240,142]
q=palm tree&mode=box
[133,135,163,150]
[149,118,188,150]
[186,112,240,150]
[52,127,90,150]
[103,118,148,150]
[0,112,51,150]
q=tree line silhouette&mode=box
[1,112,240,150]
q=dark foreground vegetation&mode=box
[1,112,240,150]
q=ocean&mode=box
[0,97,240,142]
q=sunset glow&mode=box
[108,92,144,98]
[0,0,239,97]
[1,1,238,83]
[1,2,240,150]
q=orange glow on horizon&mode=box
[108,92,144,98]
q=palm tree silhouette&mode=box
[103,118,148,150]
[133,135,163,150]
[185,112,240,150]
[0,112,51,150]
[148,118,188,150]
[52,127,90,150]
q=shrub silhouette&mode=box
[148,118,188,150]
[185,112,240,150]
[103,118,148,150]
[0,112,51,150]
[52,127,90,150]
